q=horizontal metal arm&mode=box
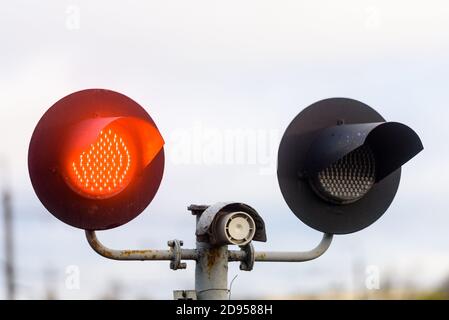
[85,230,198,262]
[86,230,332,265]
[228,233,333,262]
[254,233,333,262]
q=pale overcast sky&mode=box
[0,1,448,299]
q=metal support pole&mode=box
[195,242,229,300]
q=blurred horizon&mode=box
[1,0,449,299]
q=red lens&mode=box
[67,126,135,199]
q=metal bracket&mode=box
[168,239,187,270]
[173,290,197,300]
[228,233,333,263]
[85,231,197,262]
[239,242,255,271]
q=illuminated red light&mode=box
[28,89,165,230]
[60,116,164,200]
[68,128,134,199]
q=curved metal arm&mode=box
[254,233,333,262]
[86,230,331,265]
[85,230,198,263]
[228,233,333,263]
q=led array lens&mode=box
[311,145,376,204]
[71,128,132,198]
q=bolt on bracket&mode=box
[168,239,187,270]
[239,242,255,271]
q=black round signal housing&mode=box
[28,89,165,230]
[277,98,423,234]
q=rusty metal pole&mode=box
[189,206,229,300]
[195,241,229,300]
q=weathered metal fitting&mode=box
[168,239,187,270]
[239,242,255,271]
